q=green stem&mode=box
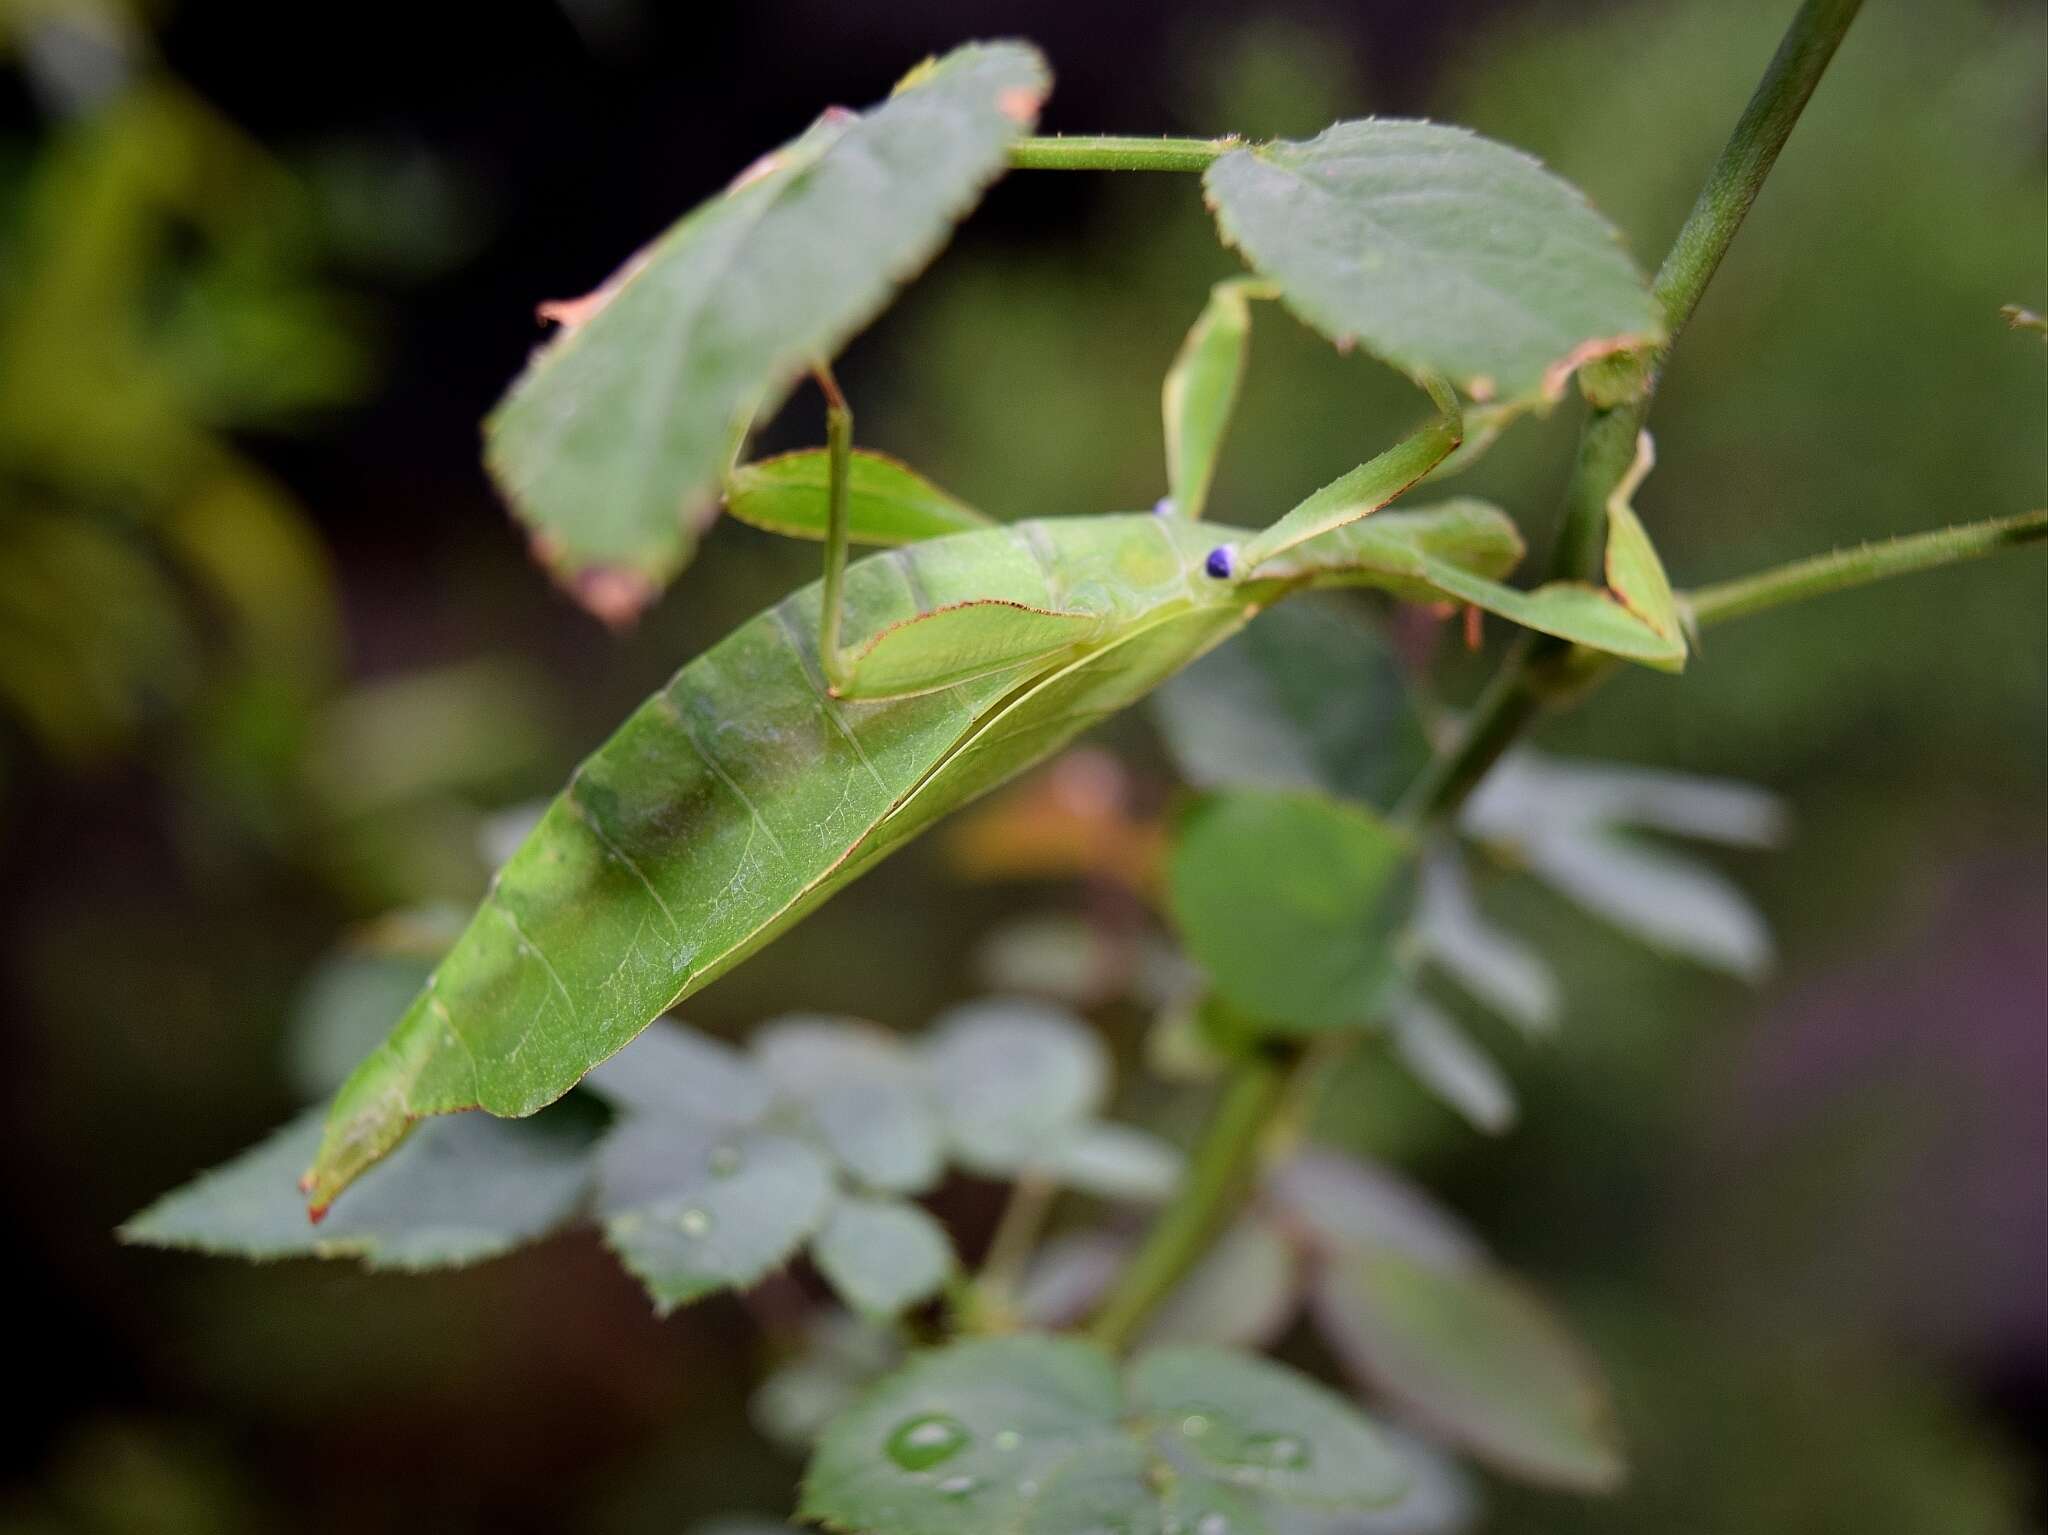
[814,365,853,691]
[1089,1046,1295,1353]
[1076,0,1870,1354]
[1684,510,2048,629]
[1410,0,1865,825]
[1649,0,1865,349]
[1008,135,1237,174]
[977,1171,1055,1301]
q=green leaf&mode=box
[304,506,1528,1212]
[1416,851,1559,1036]
[924,997,1109,1173]
[725,448,991,545]
[1042,1122,1183,1202]
[1132,1345,1409,1508]
[811,1196,955,1319]
[1143,1216,1301,1350]
[1151,594,1431,812]
[800,1335,1407,1535]
[1265,1150,1484,1270]
[801,1335,1128,1535]
[1386,995,1518,1134]
[756,1016,944,1193]
[285,940,441,1099]
[598,1118,834,1313]
[120,1107,592,1271]
[1204,119,1661,407]
[1311,1245,1625,1491]
[1168,790,1415,1034]
[1163,278,1262,521]
[483,43,1046,620]
[754,1314,906,1452]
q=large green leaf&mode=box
[1204,119,1662,407]
[303,505,1527,1212]
[799,1335,1407,1535]
[1168,789,1416,1034]
[120,1107,594,1271]
[483,43,1046,620]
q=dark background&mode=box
[1,1,2043,1530]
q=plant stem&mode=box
[1684,510,2048,629]
[813,365,852,690]
[1088,1045,1295,1353]
[1411,0,1865,824]
[1077,0,1868,1353]
[1009,135,1237,174]
[978,1171,1055,1301]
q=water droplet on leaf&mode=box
[886,1413,970,1472]
[677,1207,713,1237]
[1246,1432,1308,1469]
[993,1429,1022,1453]
[936,1475,979,1498]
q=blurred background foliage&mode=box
[0,0,2040,1530]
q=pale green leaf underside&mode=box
[1169,789,1415,1034]
[483,42,1045,614]
[799,1336,1405,1535]
[600,1119,835,1313]
[1312,1244,1624,1492]
[725,448,990,545]
[812,1196,956,1319]
[304,504,1532,1212]
[120,1107,592,1271]
[1204,118,1662,406]
[841,599,1105,700]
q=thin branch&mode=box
[1008,135,1238,173]
[1684,510,2048,629]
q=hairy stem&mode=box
[1414,0,1865,822]
[1684,510,2048,628]
[1076,0,1867,1353]
[1088,1046,1295,1353]
[1008,135,1237,173]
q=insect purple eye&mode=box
[1204,544,1237,580]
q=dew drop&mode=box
[993,1429,1022,1453]
[886,1413,971,1472]
[936,1475,980,1498]
[1180,1414,1212,1439]
[676,1206,713,1238]
[1016,1479,1039,1498]
[1195,1515,1230,1535]
[708,1143,743,1178]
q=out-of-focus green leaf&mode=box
[598,1118,834,1315]
[1205,119,1661,407]
[1416,851,1559,1036]
[1169,789,1415,1033]
[1143,1216,1301,1349]
[483,43,1046,620]
[120,1108,593,1271]
[1312,1244,1624,1492]
[811,1196,955,1320]
[285,943,440,1099]
[801,1335,1129,1535]
[924,997,1108,1172]
[1152,594,1432,812]
[725,448,990,544]
[801,1336,1407,1535]
[1266,1150,1484,1270]
[1162,277,1261,521]
[1387,994,1518,1134]
[755,1017,944,1193]
[1131,1345,1409,1507]
[1043,1122,1183,1202]
[753,1315,905,1452]
[1460,748,1780,978]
